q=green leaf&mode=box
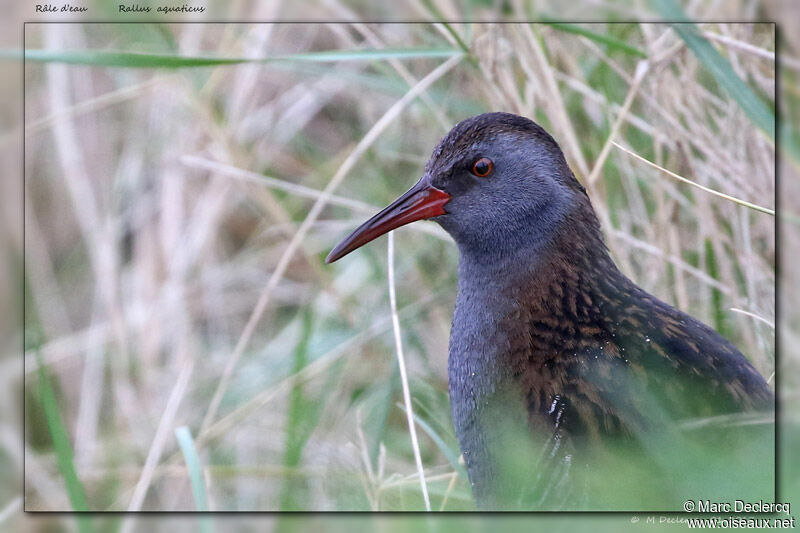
[541,21,648,58]
[35,352,92,530]
[280,308,316,511]
[174,426,210,514]
[399,404,468,482]
[651,0,775,140]
[780,121,800,168]
[21,47,463,69]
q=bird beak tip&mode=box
[324,179,450,265]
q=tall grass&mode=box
[22,18,775,513]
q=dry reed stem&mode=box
[612,141,775,215]
[586,60,650,186]
[198,54,463,438]
[387,232,430,511]
[123,359,194,516]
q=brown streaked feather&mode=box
[506,193,772,443]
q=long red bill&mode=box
[325,178,450,263]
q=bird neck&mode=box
[448,196,636,499]
[450,193,630,394]
[455,193,621,296]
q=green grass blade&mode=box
[416,0,478,67]
[25,49,242,68]
[34,351,92,530]
[418,0,466,52]
[280,309,314,511]
[704,239,732,340]
[651,0,775,140]
[440,22,472,56]
[399,403,468,481]
[35,352,89,510]
[541,21,648,58]
[174,426,212,519]
[781,120,800,168]
[22,47,463,68]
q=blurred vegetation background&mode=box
[2,0,795,529]
[22,18,775,513]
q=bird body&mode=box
[448,210,771,506]
[326,112,773,509]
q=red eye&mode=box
[472,157,493,177]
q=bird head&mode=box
[325,112,589,263]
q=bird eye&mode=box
[471,157,493,177]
